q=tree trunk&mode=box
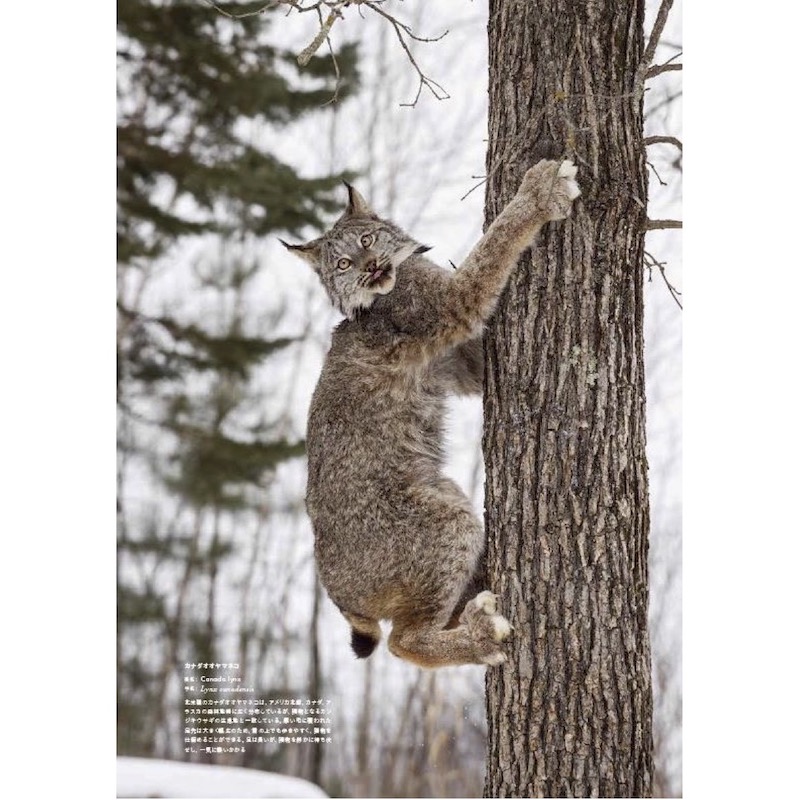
[482,1,653,797]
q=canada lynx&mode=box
[282,160,580,668]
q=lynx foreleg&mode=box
[390,160,578,367]
[448,159,580,331]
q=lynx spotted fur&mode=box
[282,159,580,668]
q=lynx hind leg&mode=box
[388,614,510,669]
[388,591,512,669]
[459,590,513,666]
[445,548,487,628]
[518,158,581,222]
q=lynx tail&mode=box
[343,611,382,659]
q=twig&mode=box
[645,250,682,309]
[647,49,682,79]
[647,62,682,79]
[463,109,545,206]
[363,1,450,106]
[644,135,683,152]
[643,0,675,68]
[636,0,675,92]
[320,9,343,104]
[646,219,682,231]
[365,3,448,44]
[460,176,487,202]
[297,7,341,65]
[647,161,668,187]
[205,0,450,107]
[202,0,286,19]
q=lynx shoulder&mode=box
[282,160,580,668]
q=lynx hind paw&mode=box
[473,590,498,615]
[479,616,511,665]
[482,649,508,666]
[491,613,512,642]
[465,592,512,641]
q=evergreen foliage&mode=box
[117,0,358,263]
[117,0,358,760]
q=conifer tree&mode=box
[116,0,358,762]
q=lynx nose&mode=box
[364,259,378,273]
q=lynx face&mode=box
[281,185,429,318]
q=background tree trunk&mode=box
[483,1,653,796]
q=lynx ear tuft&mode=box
[280,237,321,268]
[342,181,375,219]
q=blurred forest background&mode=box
[117,1,682,797]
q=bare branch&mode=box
[205,0,450,107]
[647,62,682,79]
[646,219,682,231]
[364,1,450,106]
[636,0,675,93]
[644,135,683,152]
[647,48,682,76]
[647,161,668,187]
[320,10,343,105]
[365,1,448,44]
[202,0,287,19]
[460,176,487,202]
[645,251,682,310]
[643,0,675,67]
[297,7,341,66]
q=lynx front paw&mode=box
[518,158,581,222]
[556,160,581,202]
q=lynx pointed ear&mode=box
[342,181,375,219]
[279,237,322,269]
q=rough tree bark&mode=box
[482,1,653,797]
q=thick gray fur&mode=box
[282,160,580,668]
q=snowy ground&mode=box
[117,757,327,799]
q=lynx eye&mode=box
[360,233,375,249]
[336,257,352,272]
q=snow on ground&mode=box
[117,757,328,799]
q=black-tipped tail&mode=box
[340,609,381,658]
[351,628,379,659]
